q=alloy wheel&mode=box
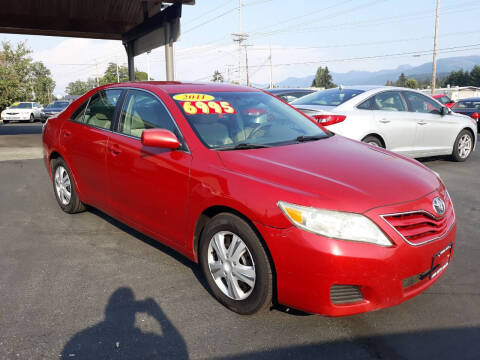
[207,231,256,300]
[54,166,72,205]
[458,134,472,159]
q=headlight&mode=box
[278,201,392,246]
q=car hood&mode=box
[3,108,32,114]
[217,135,441,213]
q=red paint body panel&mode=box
[42,81,457,316]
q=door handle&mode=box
[62,130,71,137]
[109,143,121,155]
[417,121,428,125]
[379,119,391,123]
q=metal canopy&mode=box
[0,0,194,80]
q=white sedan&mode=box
[1,102,43,124]
[292,86,477,161]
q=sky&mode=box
[1,0,480,95]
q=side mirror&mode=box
[141,129,180,149]
[440,106,450,116]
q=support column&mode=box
[165,21,174,81]
[125,42,135,81]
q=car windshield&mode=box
[453,100,480,110]
[53,101,70,108]
[10,102,32,109]
[171,91,328,149]
[292,88,365,106]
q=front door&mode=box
[107,89,192,249]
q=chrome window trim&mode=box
[380,208,456,247]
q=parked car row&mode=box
[43,81,459,317]
[291,86,477,161]
[1,100,72,124]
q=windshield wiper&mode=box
[295,135,327,142]
[216,143,272,151]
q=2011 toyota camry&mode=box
[42,82,456,316]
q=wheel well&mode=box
[362,133,385,148]
[49,151,61,168]
[193,205,278,302]
[462,127,476,143]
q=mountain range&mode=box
[275,55,480,87]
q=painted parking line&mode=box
[0,147,43,161]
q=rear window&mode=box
[453,101,480,110]
[291,88,365,106]
[53,101,70,108]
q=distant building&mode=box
[427,86,480,101]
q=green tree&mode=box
[441,69,471,87]
[30,61,56,104]
[469,65,480,86]
[311,66,336,88]
[0,41,33,110]
[396,73,407,87]
[405,78,418,89]
[99,63,149,85]
[65,78,97,96]
[211,70,224,82]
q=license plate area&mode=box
[429,243,453,279]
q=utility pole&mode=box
[116,61,120,83]
[244,44,251,86]
[147,50,151,80]
[269,45,273,88]
[232,0,246,84]
[431,0,440,95]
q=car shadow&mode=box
[0,123,43,135]
[218,326,480,359]
[60,287,188,359]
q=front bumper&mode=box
[256,191,456,316]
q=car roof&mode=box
[106,81,259,94]
[456,97,480,102]
[267,88,315,93]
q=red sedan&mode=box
[42,82,456,316]
[432,93,455,108]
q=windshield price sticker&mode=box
[181,101,236,115]
[173,93,215,101]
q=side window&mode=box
[404,92,442,114]
[372,91,406,111]
[119,90,178,139]
[70,100,89,123]
[357,98,372,110]
[84,89,122,129]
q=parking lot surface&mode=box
[1,123,479,359]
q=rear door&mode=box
[106,89,192,249]
[402,91,457,156]
[370,90,417,154]
[60,89,123,208]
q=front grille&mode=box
[382,195,454,246]
[6,112,19,115]
[330,285,364,304]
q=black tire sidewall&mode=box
[199,213,272,315]
[452,130,473,162]
[362,136,383,147]
[30,114,34,122]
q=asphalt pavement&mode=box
[0,123,479,359]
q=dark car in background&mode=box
[451,97,480,132]
[42,100,71,122]
[265,88,317,103]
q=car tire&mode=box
[29,114,35,123]
[2,120,8,124]
[51,157,86,213]
[451,129,473,162]
[199,213,273,315]
[362,135,383,148]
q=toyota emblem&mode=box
[432,197,446,216]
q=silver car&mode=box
[291,86,477,161]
